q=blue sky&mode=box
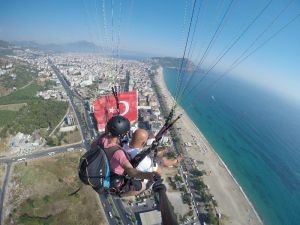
[0,0,299,103]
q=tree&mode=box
[191,169,206,177]
[166,151,176,159]
[175,174,183,182]
[206,208,218,225]
[212,199,218,207]
[26,198,35,208]
[43,195,51,203]
[182,193,192,205]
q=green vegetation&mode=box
[182,193,192,205]
[0,83,41,105]
[166,151,177,159]
[206,208,219,225]
[0,100,68,138]
[0,110,18,127]
[18,213,54,225]
[2,63,37,89]
[189,168,220,224]
[62,129,81,144]
[190,168,206,177]
[44,80,57,89]
[175,174,183,183]
[5,152,106,225]
[0,103,27,111]
[46,128,81,146]
[46,134,66,147]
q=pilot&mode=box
[92,115,158,196]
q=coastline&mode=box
[155,66,263,225]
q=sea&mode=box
[163,67,300,225]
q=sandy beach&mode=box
[155,66,263,225]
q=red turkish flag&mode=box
[93,91,138,130]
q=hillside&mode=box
[151,57,195,71]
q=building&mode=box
[138,210,162,225]
[65,115,74,125]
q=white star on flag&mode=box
[109,107,115,113]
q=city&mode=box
[0,43,221,225]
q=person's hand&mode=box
[154,166,162,176]
[147,171,161,182]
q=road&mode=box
[0,61,96,224]
[113,197,133,224]
[0,164,10,225]
[0,61,134,225]
[49,61,90,150]
[0,142,82,164]
[50,61,133,225]
[0,142,83,225]
[178,160,206,225]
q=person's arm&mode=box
[123,161,156,181]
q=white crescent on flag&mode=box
[93,91,137,130]
[119,100,129,116]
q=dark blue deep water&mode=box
[164,67,300,225]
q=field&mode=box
[62,129,82,144]
[4,151,106,225]
[0,136,10,156]
[0,110,18,127]
[0,104,27,128]
[0,83,41,105]
[0,100,68,138]
[0,62,37,89]
[0,103,27,111]
[46,129,82,147]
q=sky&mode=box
[0,0,299,103]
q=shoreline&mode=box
[155,66,263,225]
[182,108,262,224]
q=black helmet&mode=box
[107,115,130,137]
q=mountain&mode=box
[12,40,103,53]
[151,57,195,70]
[0,40,11,48]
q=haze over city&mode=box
[1,0,300,103]
[1,1,300,225]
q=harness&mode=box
[98,139,130,196]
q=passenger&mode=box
[91,115,158,197]
[123,128,182,185]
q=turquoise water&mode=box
[163,68,300,225]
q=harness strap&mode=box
[97,138,130,195]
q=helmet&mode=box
[106,115,130,137]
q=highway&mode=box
[0,60,179,225]
[0,142,82,164]
[0,62,134,225]
[0,142,83,225]
[113,197,133,224]
[49,60,90,150]
[0,164,10,225]
[50,61,133,225]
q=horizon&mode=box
[0,0,300,104]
